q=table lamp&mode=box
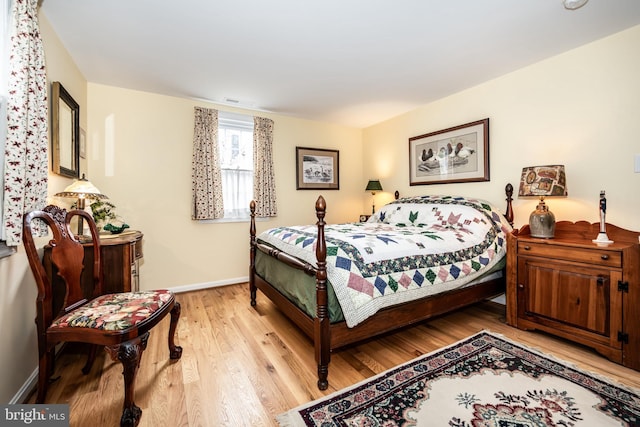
[365,180,383,214]
[54,174,108,236]
[518,165,567,238]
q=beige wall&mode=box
[86,85,363,290]
[363,25,640,232]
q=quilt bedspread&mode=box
[258,195,512,327]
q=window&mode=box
[218,111,253,220]
[0,0,12,257]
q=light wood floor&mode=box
[27,283,640,426]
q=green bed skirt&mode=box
[254,248,506,324]
[255,249,345,323]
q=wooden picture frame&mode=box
[296,147,339,190]
[51,81,80,178]
[79,128,87,159]
[409,118,489,186]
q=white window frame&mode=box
[214,111,254,223]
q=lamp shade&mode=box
[55,174,107,201]
[518,165,567,198]
[54,174,108,237]
[518,165,567,239]
[365,180,383,192]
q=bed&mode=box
[249,184,514,390]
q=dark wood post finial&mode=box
[505,183,514,227]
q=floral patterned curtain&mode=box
[253,116,277,217]
[2,0,48,246]
[191,106,224,219]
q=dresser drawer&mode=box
[517,241,621,268]
[133,239,143,260]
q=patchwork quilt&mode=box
[258,195,513,327]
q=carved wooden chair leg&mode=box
[106,333,149,427]
[81,344,100,375]
[36,346,62,403]
[168,302,183,360]
[36,353,51,403]
[47,347,56,379]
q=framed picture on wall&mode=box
[409,118,489,185]
[79,128,87,159]
[296,147,340,190]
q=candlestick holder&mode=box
[593,190,613,245]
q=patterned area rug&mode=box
[277,331,640,426]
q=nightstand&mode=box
[506,221,640,371]
[359,214,371,222]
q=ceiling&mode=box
[40,1,640,128]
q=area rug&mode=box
[277,331,640,426]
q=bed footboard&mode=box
[249,197,331,389]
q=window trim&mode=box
[217,111,254,221]
[218,110,253,130]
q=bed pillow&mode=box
[369,195,512,232]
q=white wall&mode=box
[362,25,640,233]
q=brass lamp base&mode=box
[529,199,556,238]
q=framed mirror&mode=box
[51,81,80,178]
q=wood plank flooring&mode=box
[26,283,640,426]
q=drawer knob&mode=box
[523,245,531,251]
[601,254,609,260]
[518,284,524,289]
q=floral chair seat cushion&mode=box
[51,290,174,331]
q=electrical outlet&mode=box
[635,154,640,173]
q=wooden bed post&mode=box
[313,196,330,390]
[505,183,514,227]
[249,200,257,306]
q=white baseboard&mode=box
[169,276,248,294]
[491,293,506,305]
[11,368,38,404]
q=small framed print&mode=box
[296,147,339,190]
[79,128,87,159]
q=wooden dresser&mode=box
[44,230,143,314]
[506,221,640,370]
